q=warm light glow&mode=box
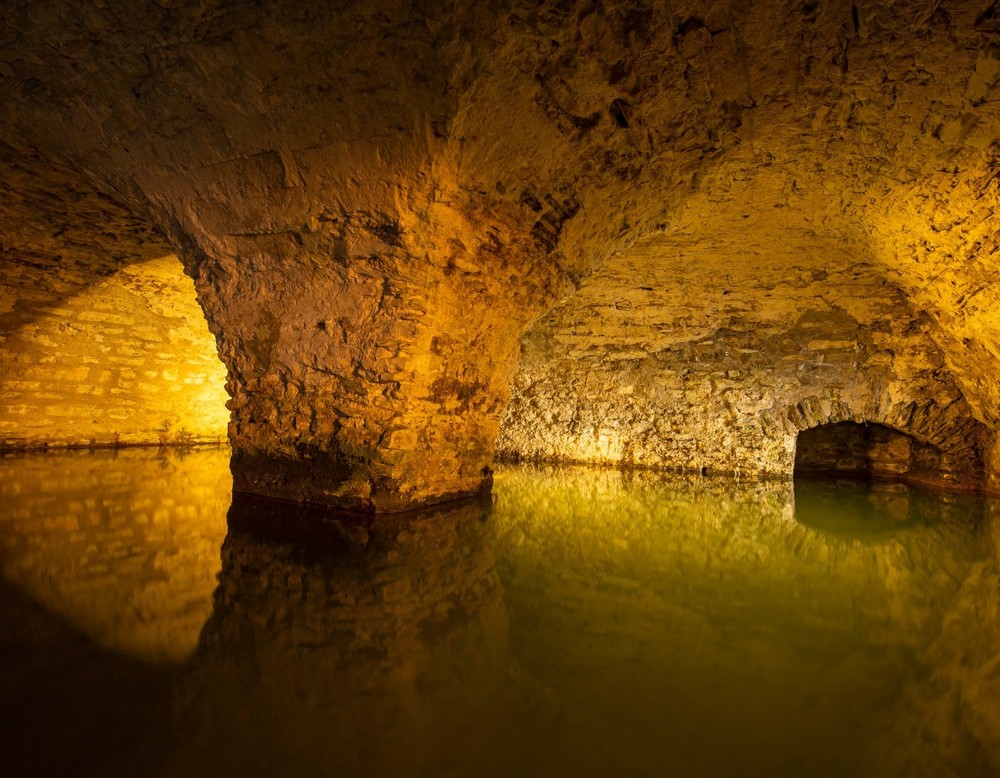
[559,429,625,463]
[0,254,230,448]
[865,161,1000,430]
[0,447,231,662]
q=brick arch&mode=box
[784,394,981,450]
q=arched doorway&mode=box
[795,421,923,481]
[793,420,981,490]
[792,420,987,538]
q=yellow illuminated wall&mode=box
[0,255,230,448]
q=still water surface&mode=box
[1,447,998,776]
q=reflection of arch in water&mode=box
[791,417,990,538]
[792,477,924,539]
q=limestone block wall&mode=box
[499,236,986,485]
[0,254,230,449]
[3,1,1000,508]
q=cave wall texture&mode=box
[2,0,1000,507]
[0,142,230,447]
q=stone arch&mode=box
[780,394,985,489]
[0,146,230,450]
[4,0,1000,510]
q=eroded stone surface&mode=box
[499,233,988,484]
[0,141,173,334]
[2,1,1000,506]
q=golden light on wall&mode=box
[0,254,230,448]
[0,447,231,663]
[571,429,625,462]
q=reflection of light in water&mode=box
[792,476,987,541]
[0,447,231,662]
[1,456,998,776]
[491,464,995,776]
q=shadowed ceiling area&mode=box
[1,0,1000,507]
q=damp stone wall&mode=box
[0,255,230,449]
[498,237,987,488]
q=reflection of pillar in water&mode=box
[168,494,547,778]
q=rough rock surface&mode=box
[498,231,988,486]
[2,0,1000,506]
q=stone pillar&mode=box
[0,0,729,509]
[218,274,523,510]
[176,190,559,511]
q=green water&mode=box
[1,449,998,776]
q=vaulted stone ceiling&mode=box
[1,0,999,509]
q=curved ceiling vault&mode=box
[0,142,229,448]
[1,0,999,508]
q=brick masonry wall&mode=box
[0,254,230,449]
[5,2,1000,509]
